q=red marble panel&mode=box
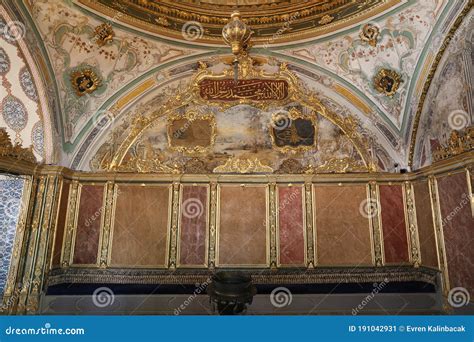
[314,185,372,266]
[218,186,267,266]
[437,172,474,296]
[413,181,438,268]
[52,181,70,267]
[278,186,305,265]
[73,185,104,265]
[179,185,208,266]
[110,185,170,267]
[379,185,409,263]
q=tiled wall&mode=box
[0,175,25,294]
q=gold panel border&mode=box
[403,181,421,267]
[368,181,384,267]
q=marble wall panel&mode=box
[72,184,104,265]
[413,181,438,268]
[379,185,409,264]
[178,185,208,266]
[437,172,474,296]
[278,186,305,266]
[218,185,267,266]
[110,185,170,267]
[314,185,372,266]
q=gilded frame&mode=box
[269,108,318,154]
[166,110,217,154]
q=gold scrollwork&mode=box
[306,157,369,174]
[167,110,217,154]
[0,128,36,163]
[269,108,318,154]
[360,23,380,47]
[433,126,473,162]
[213,157,273,174]
[93,23,114,47]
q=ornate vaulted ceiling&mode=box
[0,0,472,172]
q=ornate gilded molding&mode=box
[99,181,115,268]
[208,182,218,269]
[305,183,315,268]
[61,180,80,268]
[168,182,180,270]
[306,157,369,174]
[269,183,277,268]
[368,182,384,266]
[433,127,473,162]
[213,157,273,174]
[0,128,36,164]
[428,176,450,295]
[106,56,375,173]
[404,181,420,267]
[408,2,473,168]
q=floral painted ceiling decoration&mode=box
[0,0,471,172]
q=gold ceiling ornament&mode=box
[105,53,376,173]
[373,68,402,97]
[360,23,380,47]
[0,128,37,164]
[432,126,473,162]
[70,68,102,96]
[167,110,217,154]
[93,23,114,47]
[213,157,273,174]
[305,157,369,174]
[222,11,253,58]
[269,108,318,154]
[318,14,334,25]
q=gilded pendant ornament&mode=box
[93,23,114,47]
[213,157,273,174]
[360,23,380,47]
[373,69,402,97]
[70,69,102,96]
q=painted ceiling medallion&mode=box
[373,68,402,97]
[0,47,10,75]
[1,95,28,132]
[19,66,38,102]
[360,23,380,47]
[70,68,102,96]
[93,23,114,47]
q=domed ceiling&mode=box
[78,0,401,44]
[0,0,472,172]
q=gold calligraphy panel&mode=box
[199,79,289,102]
